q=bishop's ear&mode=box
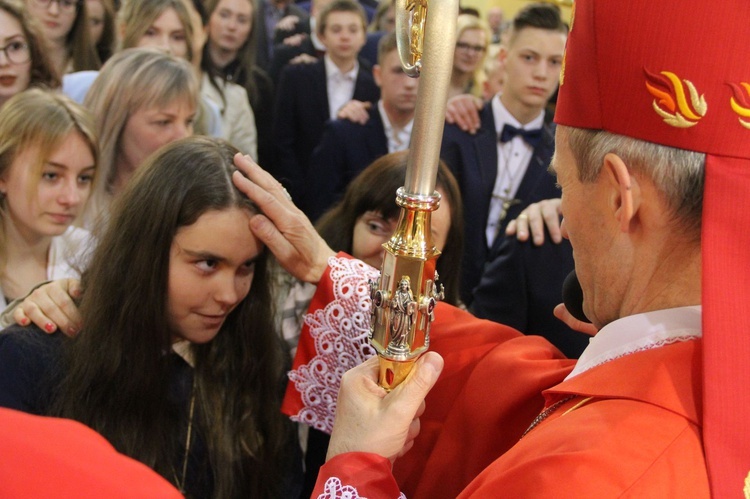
[602,153,639,233]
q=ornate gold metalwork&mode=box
[371,0,458,390]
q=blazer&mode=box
[440,104,558,304]
[305,105,388,221]
[271,58,380,204]
[255,0,310,72]
[470,234,589,359]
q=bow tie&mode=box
[499,124,543,148]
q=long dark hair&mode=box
[316,151,464,305]
[53,137,293,497]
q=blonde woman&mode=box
[0,89,98,309]
[121,0,257,157]
[82,48,198,225]
[449,14,490,99]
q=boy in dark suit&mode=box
[305,33,418,221]
[440,3,567,304]
[271,0,380,207]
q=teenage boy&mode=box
[271,0,380,207]
[304,32,418,220]
[440,3,567,304]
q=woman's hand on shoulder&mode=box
[13,279,83,337]
[232,154,336,284]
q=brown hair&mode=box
[316,151,464,305]
[0,0,59,88]
[317,0,367,36]
[55,136,295,497]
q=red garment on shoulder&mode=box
[0,408,182,498]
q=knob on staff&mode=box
[369,0,458,390]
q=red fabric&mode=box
[313,453,401,498]
[702,155,750,498]
[315,339,708,498]
[555,1,750,494]
[555,0,750,160]
[0,408,182,498]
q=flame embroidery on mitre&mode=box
[728,82,750,130]
[645,69,707,128]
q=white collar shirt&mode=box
[325,54,358,120]
[566,305,702,380]
[486,94,545,247]
[378,100,413,152]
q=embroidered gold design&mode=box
[744,470,750,499]
[645,69,707,128]
[728,82,750,130]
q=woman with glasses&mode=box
[25,0,99,76]
[449,14,490,99]
[0,0,58,108]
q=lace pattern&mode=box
[288,257,379,433]
[574,334,700,377]
[317,477,406,499]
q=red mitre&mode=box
[555,1,750,496]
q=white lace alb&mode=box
[288,257,379,433]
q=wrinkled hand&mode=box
[283,33,308,47]
[553,303,598,336]
[275,14,300,32]
[336,100,371,124]
[505,198,563,245]
[327,352,444,463]
[445,94,483,134]
[232,154,335,284]
[289,52,317,65]
[13,278,82,336]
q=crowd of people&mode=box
[0,0,745,497]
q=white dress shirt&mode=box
[486,95,545,247]
[325,55,358,120]
[567,306,702,380]
[378,100,413,152]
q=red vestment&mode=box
[0,408,182,498]
[284,257,708,498]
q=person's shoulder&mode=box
[61,71,99,104]
[0,325,63,352]
[280,57,322,80]
[58,225,93,246]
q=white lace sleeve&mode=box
[317,477,407,499]
[288,257,380,433]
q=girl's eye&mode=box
[196,260,218,272]
[238,261,256,277]
[78,174,94,184]
[42,171,58,181]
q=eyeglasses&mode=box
[31,0,80,13]
[455,42,486,54]
[0,40,30,65]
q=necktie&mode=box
[499,123,543,148]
